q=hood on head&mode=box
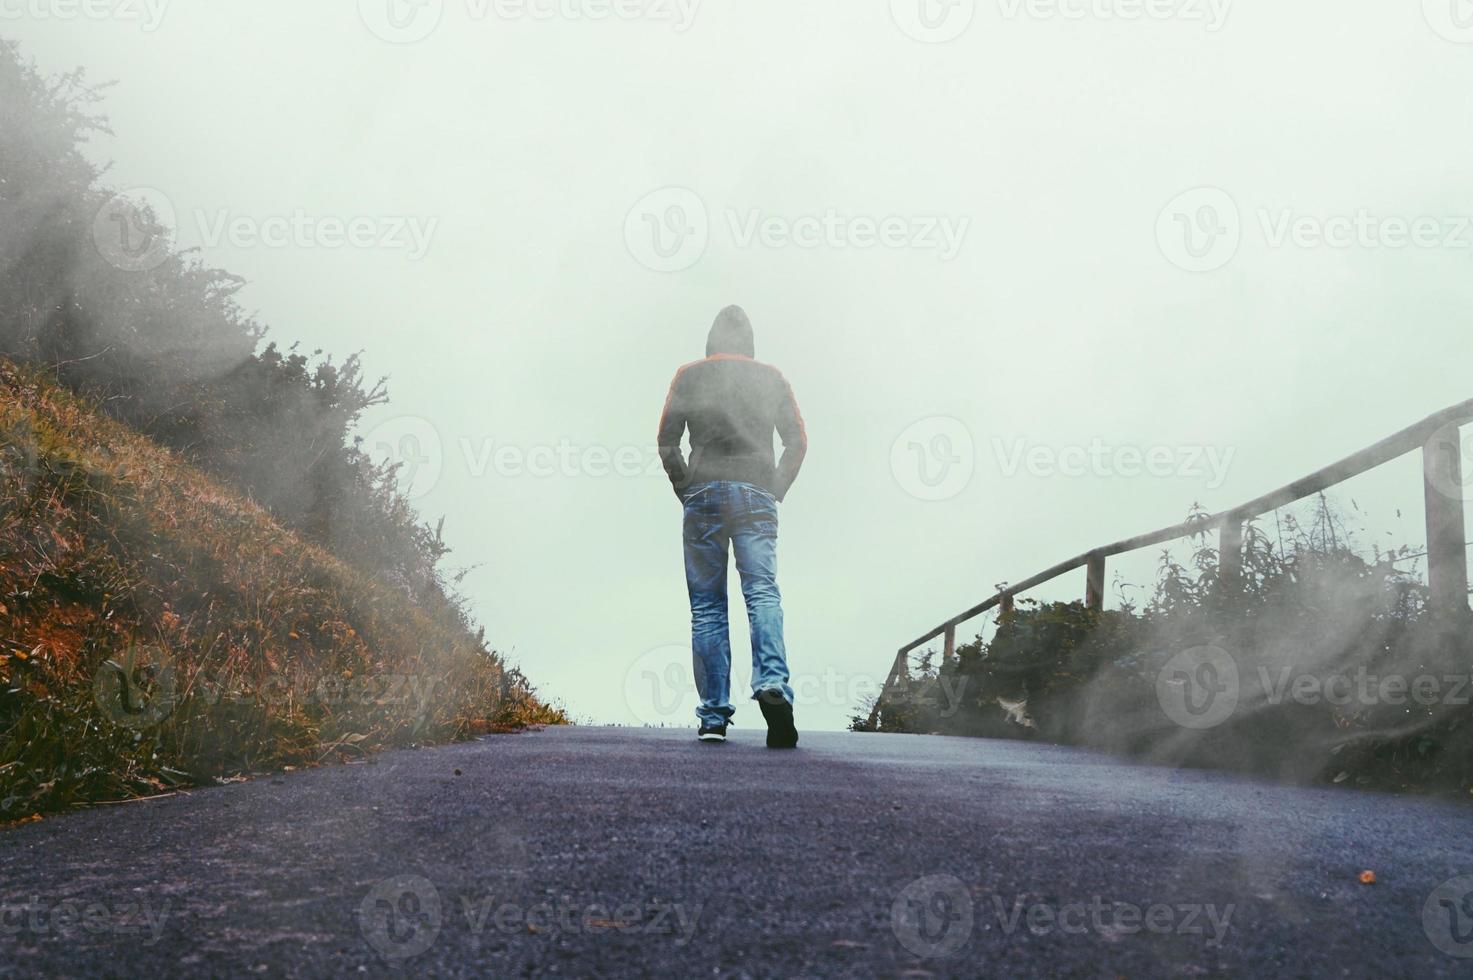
[706,305,755,358]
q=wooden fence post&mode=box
[1219,517,1243,595]
[1085,553,1105,611]
[865,647,912,730]
[1424,426,1469,619]
[942,625,956,664]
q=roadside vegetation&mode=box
[0,42,564,820]
[855,500,1473,795]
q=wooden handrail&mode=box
[869,398,1473,729]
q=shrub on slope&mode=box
[1,360,564,820]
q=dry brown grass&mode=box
[1,359,565,819]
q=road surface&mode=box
[4,726,1473,977]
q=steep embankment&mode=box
[1,360,563,820]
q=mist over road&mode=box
[3,727,1471,977]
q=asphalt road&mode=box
[4,726,1473,978]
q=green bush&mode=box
[0,40,454,621]
[858,498,1473,794]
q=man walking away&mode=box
[657,306,807,748]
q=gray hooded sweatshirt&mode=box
[657,308,807,500]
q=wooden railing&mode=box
[868,399,1473,729]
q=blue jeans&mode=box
[681,480,794,727]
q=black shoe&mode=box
[757,691,798,749]
[697,722,728,743]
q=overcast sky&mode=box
[9,0,1472,730]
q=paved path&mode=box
[4,726,1473,977]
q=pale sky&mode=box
[9,0,1472,730]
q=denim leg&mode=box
[732,485,794,706]
[683,486,733,727]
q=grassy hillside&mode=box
[1,359,564,820]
